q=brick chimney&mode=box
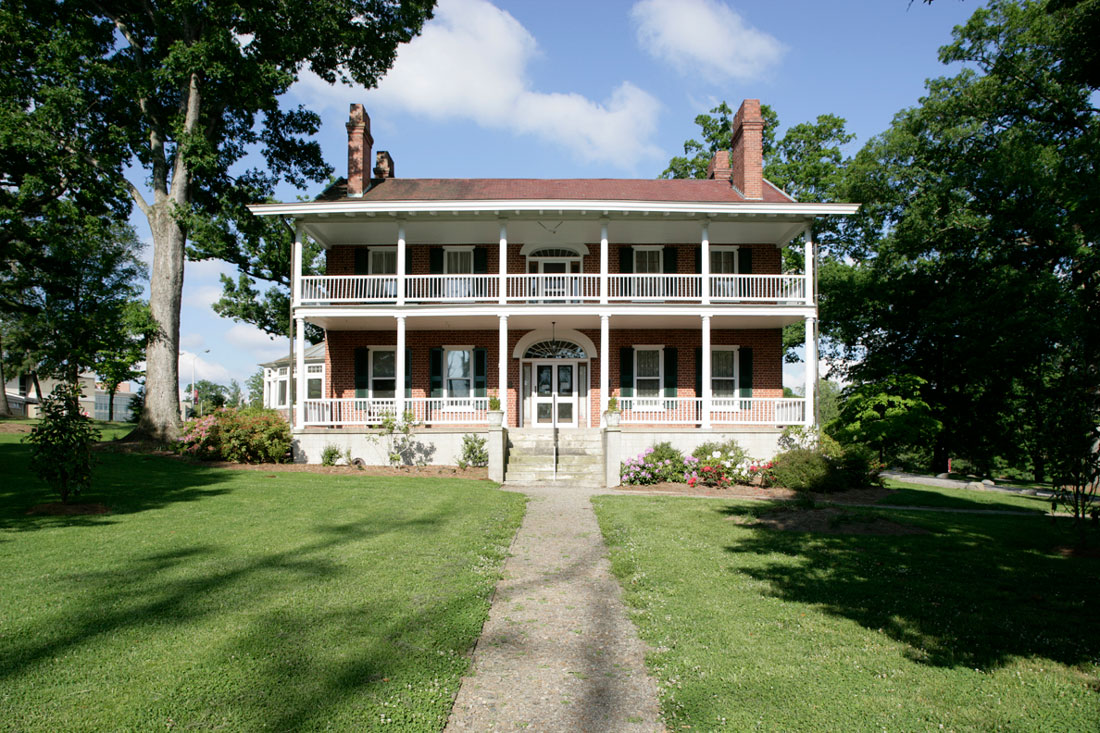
[706,150,731,182]
[346,104,373,197]
[374,150,395,179]
[730,99,764,200]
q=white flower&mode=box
[711,451,722,459]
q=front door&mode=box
[532,361,576,428]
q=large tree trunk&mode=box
[0,330,11,417]
[138,210,186,441]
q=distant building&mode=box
[259,342,326,418]
[3,373,137,420]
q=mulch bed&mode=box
[26,502,110,516]
[0,422,33,434]
[615,481,893,505]
[208,462,490,479]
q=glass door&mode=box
[532,362,577,428]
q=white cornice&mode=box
[248,199,860,219]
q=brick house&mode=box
[248,99,857,483]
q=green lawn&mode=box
[0,434,525,731]
[879,479,1052,514]
[593,495,1100,732]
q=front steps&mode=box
[504,429,604,485]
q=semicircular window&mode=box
[528,248,581,258]
[524,340,587,359]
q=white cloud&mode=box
[184,285,225,309]
[225,324,289,364]
[180,333,206,350]
[631,0,785,83]
[293,0,662,167]
[178,351,232,385]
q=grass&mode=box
[878,479,1053,514]
[0,432,525,731]
[0,416,135,442]
[593,495,1100,732]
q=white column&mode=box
[701,219,711,305]
[803,226,814,305]
[701,315,712,429]
[804,316,817,427]
[396,315,406,417]
[600,314,610,424]
[291,222,303,306]
[295,318,305,427]
[599,219,609,304]
[498,220,508,305]
[498,315,509,424]
[396,220,407,306]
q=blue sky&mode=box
[167,0,985,396]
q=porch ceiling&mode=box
[302,311,804,332]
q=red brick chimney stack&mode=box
[346,104,373,197]
[730,99,764,200]
[374,151,395,179]
[706,150,732,182]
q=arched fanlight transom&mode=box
[528,248,582,259]
[524,340,587,359]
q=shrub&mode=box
[621,442,684,485]
[685,439,753,488]
[778,425,842,458]
[321,444,341,467]
[25,382,100,502]
[458,434,488,468]
[770,448,832,492]
[176,407,291,463]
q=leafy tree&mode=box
[828,375,942,464]
[26,381,100,502]
[225,379,243,409]
[127,385,145,424]
[660,102,778,180]
[1,212,147,383]
[186,380,228,417]
[96,301,156,421]
[245,369,265,408]
[4,0,437,441]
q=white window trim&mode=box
[443,246,475,274]
[711,345,740,404]
[367,346,397,401]
[305,363,326,401]
[633,344,664,411]
[633,246,663,275]
[709,245,740,274]
[367,246,397,274]
[442,345,475,405]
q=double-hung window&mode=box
[444,347,473,403]
[634,347,662,408]
[306,364,324,400]
[370,349,396,400]
[444,247,474,298]
[710,246,739,299]
[277,367,288,408]
[711,348,738,400]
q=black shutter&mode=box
[473,247,488,274]
[620,246,634,274]
[429,348,443,398]
[405,348,412,398]
[354,248,370,275]
[429,248,444,274]
[739,247,753,275]
[405,248,414,275]
[739,347,753,408]
[694,347,703,397]
[663,347,677,408]
[354,348,370,398]
[694,247,702,274]
[663,246,677,274]
[473,348,488,397]
[619,347,634,398]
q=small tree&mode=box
[829,374,942,464]
[245,369,265,408]
[25,382,100,502]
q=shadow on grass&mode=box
[0,509,476,730]
[720,502,1100,672]
[0,443,230,534]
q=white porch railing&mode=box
[608,274,702,301]
[405,274,498,302]
[620,397,805,425]
[297,274,811,306]
[300,275,398,303]
[302,397,489,426]
[709,274,806,302]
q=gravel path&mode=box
[445,482,664,732]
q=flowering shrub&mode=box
[177,407,291,463]
[621,442,685,485]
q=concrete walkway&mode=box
[445,482,664,732]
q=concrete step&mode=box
[505,469,604,483]
[506,455,601,468]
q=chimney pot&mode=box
[374,151,395,179]
[730,99,765,200]
[346,103,373,197]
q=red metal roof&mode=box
[318,177,795,204]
